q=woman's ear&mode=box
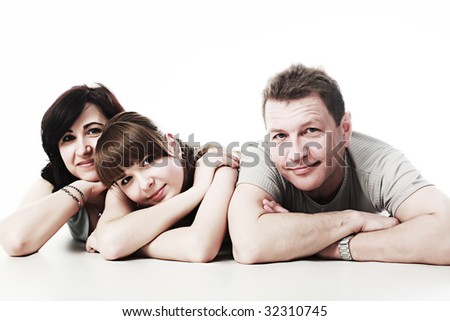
[165,133,181,157]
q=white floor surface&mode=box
[1,228,450,301]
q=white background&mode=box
[1,0,449,218]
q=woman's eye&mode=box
[120,176,132,186]
[87,127,102,135]
[61,135,75,143]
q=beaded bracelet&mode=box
[61,187,82,210]
[66,184,86,204]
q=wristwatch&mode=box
[338,235,355,261]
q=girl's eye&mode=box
[143,156,153,166]
[120,176,132,186]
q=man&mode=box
[228,64,450,265]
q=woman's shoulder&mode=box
[17,178,55,209]
[29,178,55,192]
[28,179,55,198]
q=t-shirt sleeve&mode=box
[350,133,432,216]
[67,206,90,242]
[237,143,285,204]
[376,149,432,216]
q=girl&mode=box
[0,84,125,256]
[88,111,238,262]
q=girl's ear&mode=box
[340,112,352,148]
[165,133,181,157]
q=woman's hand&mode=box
[70,180,108,203]
[88,180,109,198]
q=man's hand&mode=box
[352,211,399,233]
[317,211,399,260]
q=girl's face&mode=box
[58,103,108,182]
[117,156,184,206]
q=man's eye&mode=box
[272,133,287,140]
[306,128,319,134]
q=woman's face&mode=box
[116,156,184,206]
[58,103,108,182]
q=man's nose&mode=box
[285,140,306,162]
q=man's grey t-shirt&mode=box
[237,132,431,216]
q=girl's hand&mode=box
[262,199,289,213]
[86,229,98,253]
[200,147,240,170]
[193,148,239,194]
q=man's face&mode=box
[265,93,351,201]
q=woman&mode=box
[0,84,125,256]
[87,111,238,262]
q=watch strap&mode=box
[338,235,355,261]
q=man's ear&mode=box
[340,112,352,148]
[165,133,181,157]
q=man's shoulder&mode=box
[347,132,430,215]
[348,132,398,168]
[350,131,394,151]
[237,140,289,203]
[240,141,271,166]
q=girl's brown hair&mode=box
[95,112,201,193]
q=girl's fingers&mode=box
[262,199,289,213]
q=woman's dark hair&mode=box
[41,84,125,192]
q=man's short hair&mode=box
[262,64,345,126]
